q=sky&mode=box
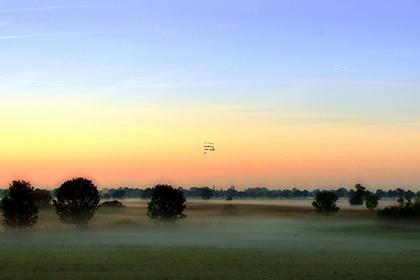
[0,0,420,189]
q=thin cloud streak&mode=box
[0,5,90,13]
[0,31,104,40]
[0,76,84,88]
[332,64,353,71]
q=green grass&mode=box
[1,247,420,280]
[0,200,420,279]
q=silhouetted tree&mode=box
[365,193,380,212]
[53,178,100,227]
[32,189,52,209]
[1,180,38,229]
[349,184,367,205]
[147,184,186,221]
[312,191,339,214]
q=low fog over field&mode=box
[1,200,420,280]
[1,199,419,253]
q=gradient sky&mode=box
[1,0,420,189]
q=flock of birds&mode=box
[203,142,215,154]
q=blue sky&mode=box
[1,1,419,92]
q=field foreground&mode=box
[1,199,420,279]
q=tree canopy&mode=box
[147,184,186,221]
[53,178,100,227]
[312,190,339,214]
[1,180,38,229]
[349,184,367,205]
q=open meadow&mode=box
[1,199,420,280]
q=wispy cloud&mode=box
[117,76,238,89]
[0,31,104,40]
[0,76,84,88]
[0,5,89,13]
[332,64,353,71]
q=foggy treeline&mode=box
[0,185,417,201]
[100,186,417,200]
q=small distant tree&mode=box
[147,184,186,222]
[53,178,100,227]
[365,193,380,212]
[312,191,339,214]
[349,184,367,205]
[1,180,38,229]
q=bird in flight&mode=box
[203,142,215,154]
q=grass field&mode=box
[1,199,419,279]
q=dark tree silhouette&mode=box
[349,184,367,205]
[312,190,339,213]
[53,178,100,227]
[365,193,380,212]
[378,197,420,218]
[147,184,186,221]
[1,180,38,229]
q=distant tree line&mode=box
[2,185,416,201]
[96,186,418,200]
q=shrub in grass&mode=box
[100,200,125,209]
[312,190,339,214]
[147,184,186,222]
[349,184,367,206]
[53,178,100,227]
[1,180,38,229]
[365,193,380,212]
[378,197,420,218]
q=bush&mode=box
[378,198,420,218]
[1,180,38,229]
[100,200,125,209]
[365,193,380,212]
[147,184,186,222]
[312,191,339,214]
[349,184,367,205]
[53,178,100,227]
